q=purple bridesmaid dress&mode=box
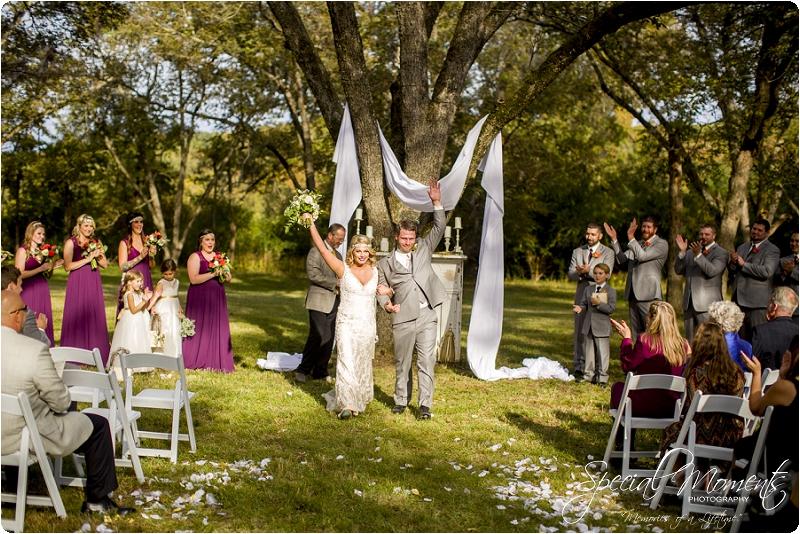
[18,247,55,345]
[115,240,154,318]
[60,237,111,364]
[182,251,234,372]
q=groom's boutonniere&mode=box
[752,246,760,254]
[412,243,418,252]
[644,241,651,247]
[702,249,709,255]
[592,251,600,258]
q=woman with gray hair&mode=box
[707,300,752,371]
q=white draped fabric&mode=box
[328,104,362,256]
[466,134,508,381]
[257,352,302,372]
[377,116,489,211]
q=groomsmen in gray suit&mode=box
[605,216,668,341]
[377,179,446,420]
[775,231,799,324]
[1,290,135,515]
[567,223,614,381]
[729,218,780,342]
[674,223,728,342]
[296,224,346,383]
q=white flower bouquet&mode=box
[284,189,321,231]
[180,314,196,338]
[144,232,169,255]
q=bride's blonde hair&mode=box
[345,235,376,267]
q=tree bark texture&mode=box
[666,142,684,314]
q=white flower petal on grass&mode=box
[478,470,489,477]
[652,528,664,533]
[471,414,478,418]
[586,455,594,460]
[205,494,219,505]
[593,512,602,520]
[300,460,307,465]
[354,489,363,497]
[202,517,209,526]
[81,523,92,532]
[454,437,461,441]
[464,488,471,494]
[336,455,344,460]
[96,524,114,533]
[423,498,432,502]
[369,481,377,486]
[286,391,293,396]
[444,487,452,492]
[496,505,506,510]
[510,519,518,525]
[393,487,402,493]
[375,447,380,452]
[452,465,462,471]
[489,443,503,451]
[195,460,207,465]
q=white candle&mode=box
[445,226,452,238]
[380,238,389,252]
[454,217,462,229]
[366,226,373,238]
[355,208,363,220]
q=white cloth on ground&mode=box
[496,357,574,381]
[257,352,303,372]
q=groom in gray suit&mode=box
[377,179,446,420]
[674,223,728,342]
[605,216,668,341]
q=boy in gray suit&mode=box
[573,263,617,386]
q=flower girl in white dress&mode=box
[110,270,154,380]
[148,259,182,358]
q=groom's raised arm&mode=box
[419,179,445,251]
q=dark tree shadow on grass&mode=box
[504,410,610,458]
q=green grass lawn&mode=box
[8,268,698,533]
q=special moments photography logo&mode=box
[560,448,794,528]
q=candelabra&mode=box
[454,217,463,253]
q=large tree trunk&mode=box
[666,142,684,314]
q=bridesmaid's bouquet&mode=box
[208,252,232,283]
[144,231,169,255]
[284,189,321,231]
[33,244,60,263]
[0,248,9,262]
[179,314,196,338]
[82,239,108,270]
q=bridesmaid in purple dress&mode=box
[116,212,156,318]
[182,228,234,372]
[14,221,64,345]
[61,214,111,364]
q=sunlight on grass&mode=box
[8,269,694,533]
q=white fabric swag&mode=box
[328,103,362,257]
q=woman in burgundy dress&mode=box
[116,212,156,318]
[14,221,64,345]
[182,229,234,372]
[61,214,111,364]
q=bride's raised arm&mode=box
[302,213,345,279]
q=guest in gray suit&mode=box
[729,218,781,342]
[775,231,799,324]
[605,216,668,341]
[295,224,346,383]
[377,179,446,420]
[0,291,134,515]
[1,265,49,345]
[573,263,617,386]
[674,223,728,342]
[568,223,615,381]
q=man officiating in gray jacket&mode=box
[377,179,446,420]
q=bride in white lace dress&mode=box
[303,214,390,419]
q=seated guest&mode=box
[708,300,752,371]
[610,301,691,417]
[734,343,798,477]
[0,290,135,515]
[752,287,799,370]
[659,322,746,475]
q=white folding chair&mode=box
[742,372,753,400]
[120,352,197,463]
[54,370,145,486]
[761,368,780,392]
[648,391,755,516]
[1,392,67,532]
[49,347,106,408]
[731,406,775,533]
[601,373,686,479]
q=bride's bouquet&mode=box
[179,313,196,338]
[207,252,232,283]
[144,232,169,255]
[284,189,321,231]
[33,244,60,264]
[82,239,107,270]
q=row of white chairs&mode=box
[601,371,791,532]
[1,347,196,532]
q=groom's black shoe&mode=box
[419,406,431,420]
[391,405,406,415]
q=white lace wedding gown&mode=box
[322,266,377,414]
